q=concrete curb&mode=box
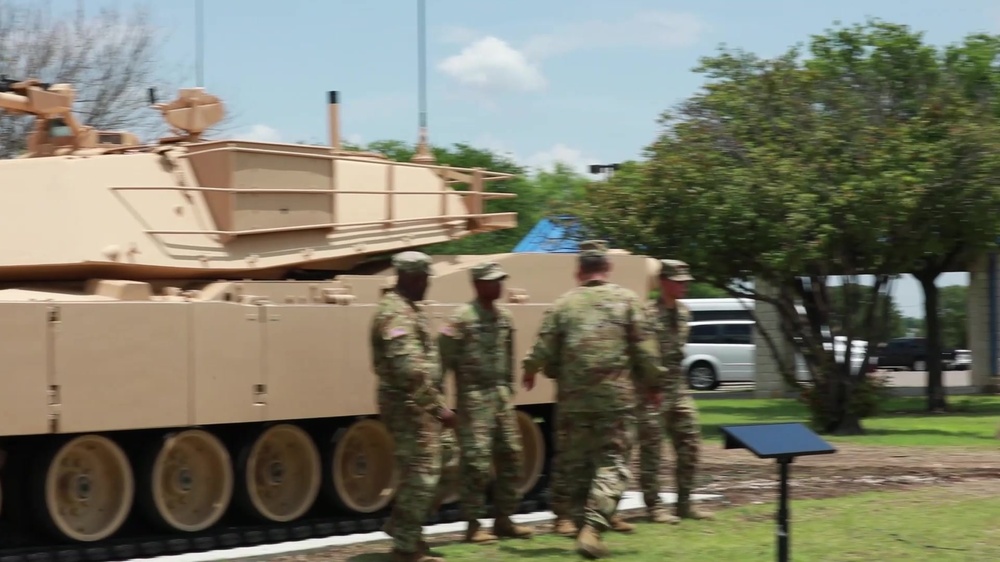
[134,490,724,562]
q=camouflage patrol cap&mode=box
[659,259,693,281]
[578,240,609,259]
[392,251,433,275]
[470,262,508,281]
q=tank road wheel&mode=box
[434,427,461,506]
[138,429,234,532]
[32,434,134,542]
[514,410,546,497]
[326,419,399,513]
[236,423,321,522]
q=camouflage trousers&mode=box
[548,404,572,519]
[456,389,523,519]
[435,426,460,506]
[379,393,458,554]
[637,392,702,508]
[560,408,636,532]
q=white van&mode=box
[681,318,869,391]
[680,297,807,322]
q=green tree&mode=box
[576,20,1000,434]
[892,32,1000,411]
[901,316,924,337]
[827,283,905,345]
[532,162,591,213]
[938,285,968,349]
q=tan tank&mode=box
[0,76,657,553]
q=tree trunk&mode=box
[796,279,866,436]
[919,275,948,413]
[831,361,865,435]
[808,357,865,436]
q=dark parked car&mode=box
[873,337,958,371]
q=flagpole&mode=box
[412,0,435,163]
[195,0,204,86]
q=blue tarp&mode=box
[512,215,585,253]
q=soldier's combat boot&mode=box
[391,549,445,562]
[383,520,431,554]
[464,520,498,544]
[676,494,715,520]
[553,517,578,537]
[648,505,680,524]
[608,514,635,533]
[575,525,610,559]
[494,515,534,538]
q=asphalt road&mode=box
[708,369,971,393]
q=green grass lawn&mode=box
[410,485,1000,562]
[695,395,1000,447]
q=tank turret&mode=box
[0,79,518,286]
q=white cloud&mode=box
[471,134,596,177]
[524,143,595,176]
[436,11,705,97]
[438,36,546,94]
[237,124,284,143]
[521,11,705,59]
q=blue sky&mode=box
[64,0,1000,315]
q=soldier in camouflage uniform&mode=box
[370,251,459,562]
[635,259,713,522]
[522,240,666,559]
[438,262,534,544]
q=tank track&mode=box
[0,406,555,562]
[0,495,549,562]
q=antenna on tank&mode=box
[411,0,435,164]
[195,0,205,86]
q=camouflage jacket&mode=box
[634,299,691,394]
[438,300,515,399]
[522,280,666,413]
[370,290,447,416]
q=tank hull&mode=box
[0,251,653,557]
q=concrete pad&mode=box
[135,490,723,562]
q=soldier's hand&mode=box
[438,407,457,429]
[522,370,536,391]
[646,390,664,410]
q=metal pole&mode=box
[777,458,791,562]
[417,0,427,134]
[195,0,205,86]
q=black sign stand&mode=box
[720,422,837,562]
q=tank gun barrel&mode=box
[0,75,51,91]
[0,91,31,114]
[0,76,71,117]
